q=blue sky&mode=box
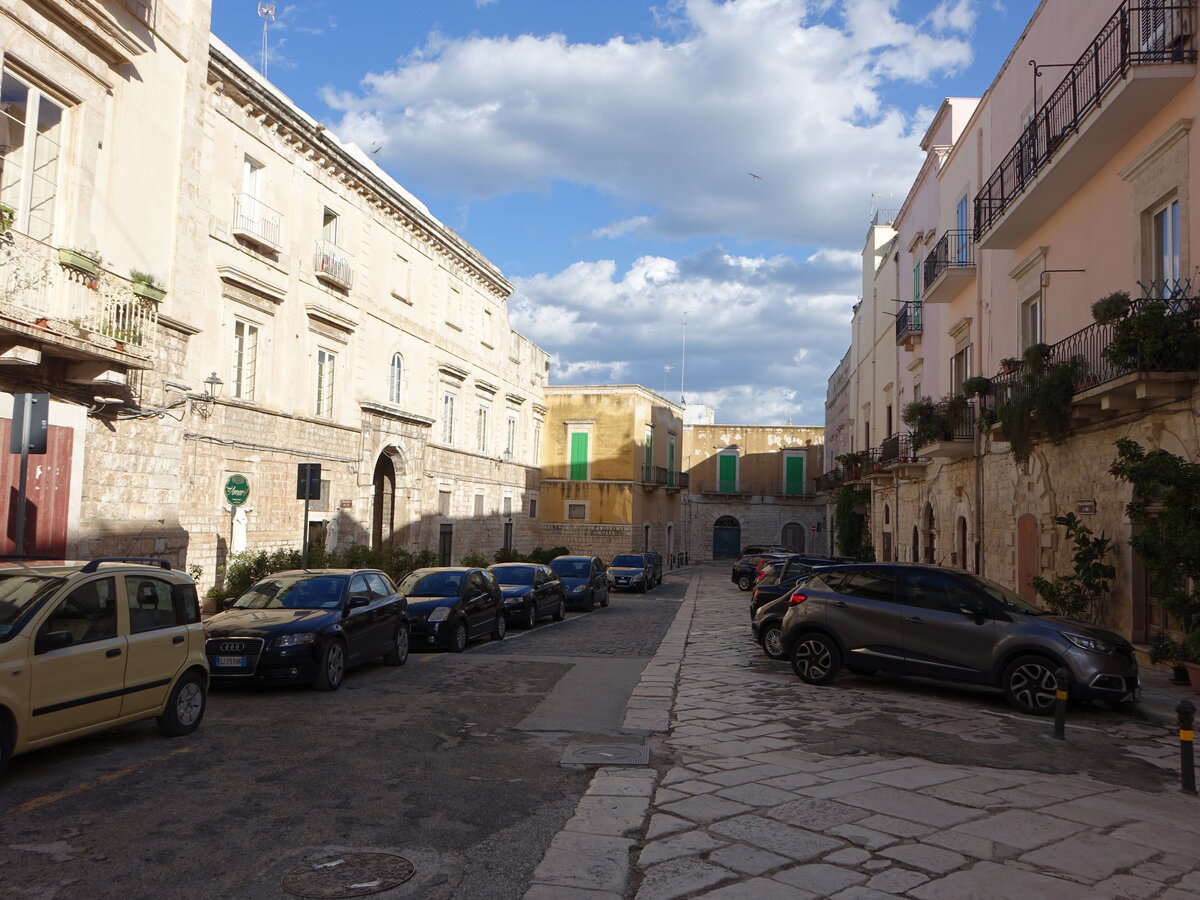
[211,0,1042,425]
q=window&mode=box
[529,497,538,519]
[912,259,922,301]
[644,429,653,476]
[476,404,489,454]
[567,502,587,520]
[438,490,451,516]
[904,571,966,613]
[474,493,484,516]
[503,496,512,516]
[315,348,336,417]
[667,438,676,486]
[482,309,494,347]
[442,393,456,444]
[126,577,181,633]
[718,451,738,493]
[0,70,64,241]
[885,404,893,437]
[1153,199,1181,290]
[533,423,542,466]
[389,353,403,405]
[827,570,897,604]
[569,427,590,481]
[42,578,117,644]
[956,195,970,264]
[505,416,517,459]
[393,253,411,301]
[1021,293,1044,350]
[784,451,806,496]
[243,155,262,199]
[322,208,339,245]
[951,345,972,395]
[232,320,258,401]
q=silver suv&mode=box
[778,563,1139,715]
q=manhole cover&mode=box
[561,743,651,766]
[282,852,416,898]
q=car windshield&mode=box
[399,571,464,597]
[611,555,643,568]
[492,566,535,586]
[234,575,347,610]
[958,572,1046,614]
[551,559,589,578]
[0,573,64,638]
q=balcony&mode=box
[921,231,975,303]
[814,471,841,495]
[641,464,669,488]
[772,481,815,498]
[879,433,929,477]
[314,240,353,289]
[975,1,1197,250]
[231,193,284,252]
[896,301,923,349]
[0,231,158,371]
[699,479,755,496]
[667,471,688,490]
[912,399,977,459]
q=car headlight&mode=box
[428,607,450,622]
[569,584,584,594]
[273,632,316,648]
[1062,632,1112,654]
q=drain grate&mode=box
[561,743,651,766]
[282,852,416,898]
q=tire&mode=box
[1002,655,1061,716]
[450,620,469,653]
[760,623,786,660]
[737,574,753,591]
[552,599,565,622]
[599,589,609,608]
[790,633,841,685]
[314,640,347,691]
[491,614,506,641]
[156,671,207,736]
[523,601,538,630]
[383,625,409,666]
[586,591,595,612]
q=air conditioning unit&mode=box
[1140,4,1194,58]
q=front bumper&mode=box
[410,619,455,648]
[208,642,321,683]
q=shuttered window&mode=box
[570,432,589,481]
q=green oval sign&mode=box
[224,474,250,507]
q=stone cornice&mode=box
[360,401,434,427]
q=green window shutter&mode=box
[667,441,676,486]
[570,432,589,481]
[785,456,805,495]
[719,454,737,493]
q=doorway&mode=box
[712,516,741,558]
[781,522,805,552]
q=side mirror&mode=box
[36,630,74,654]
[222,597,236,611]
[959,599,986,624]
[347,596,371,609]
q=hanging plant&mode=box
[1022,341,1053,376]
[1034,356,1087,444]
[834,485,873,561]
[1102,299,1199,373]
[902,397,937,448]
[997,383,1035,465]
[0,203,14,233]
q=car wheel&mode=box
[156,671,207,736]
[383,626,409,666]
[552,599,565,622]
[524,601,538,629]
[737,574,753,591]
[760,624,786,660]
[586,590,595,612]
[600,589,609,608]
[1003,655,1061,716]
[790,633,841,685]
[451,620,469,653]
[491,614,506,641]
[314,640,347,691]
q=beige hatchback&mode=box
[0,558,209,776]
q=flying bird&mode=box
[749,172,763,180]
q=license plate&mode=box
[618,578,629,584]
[216,655,247,667]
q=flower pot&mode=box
[1170,664,1190,685]
[1185,661,1200,695]
[130,282,166,302]
[58,248,99,277]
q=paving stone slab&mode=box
[922,831,1000,861]
[1018,832,1158,881]
[696,876,818,899]
[714,782,799,807]
[646,814,694,840]
[827,887,901,900]
[879,842,967,875]
[707,843,790,876]
[772,862,867,895]
[867,867,931,893]
[853,814,935,839]
[708,814,845,861]
[796,780,880,800]
[823,847,872,866]
[660,793,752,824]
[567,796,652,837]
[635,858,736,900]
[703,763,795,787]
[637,830,728,867]
[588,775,658,799]
[1090,873,1166,899]
[532,832,636,894]
[524,885,625,900]
[951,809,1087,851]
[908,861,1114,900]
[671,779,721,796]
[840,787,985,828]
[862,765,968,790]
[767,797,871,831]
[826,823,900,851]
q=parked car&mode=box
[401,567,504,652]
[0,558,209,777]
[778,563,1140,715]
[741,544,793,557]
[731,553,792,591]
[550,555,610,611]
[488,563,566,628]
[608,553,653,593]
[750,556,839,615]
[645,552,664,586]
[205,568,409,690]
[751,592,794,660]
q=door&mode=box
[882,531,893,563]
[718,454,738,493]
[120,575,190,717]
[820,569,905,672]
[439,524,453,566]
[1,418,73,557]
[463,571,493,637]
[1016,514,1039,602]
[782,522,804,552]
[28,577,126,742]
[712,516,740,558]
[899,569,995,682]
[341,573,382,662]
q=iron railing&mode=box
[699,479,754,495]
[896,300,922,344]
[815,470,841,493]
[912,400,977,450]
[975,1,1197,241]
[669,471,688,489]
[923,230,974,288]
[232,193,284,251]
[773,481,813,497]
[314,240,354,289]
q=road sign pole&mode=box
[14,392,30,556]
[302,492,311,568]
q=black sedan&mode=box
[488,563,566,628]
[731,553,791,591]
[750,557,837,615]
[400,567,505,652]
[204,569,409,691]
[751,592,794,660]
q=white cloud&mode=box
[322,0,979,248]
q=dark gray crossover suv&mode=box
[778,563,1140,715]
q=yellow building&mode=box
[540,386,684,563]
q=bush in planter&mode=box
[933,393,969,440]
[962,376,991,398]
[999,357,1021,373]
[1091,290,1131,325]
[1102,299,1200,373]
[996,383,1035,465]
[1022,341,1053,376]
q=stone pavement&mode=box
[524,565,1199,900]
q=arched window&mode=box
[389,353,403,404]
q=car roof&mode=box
[552,555,593,561]
[0,559,185,578]
[411,566,478,573]
[489,562,540,568]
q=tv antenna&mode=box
[258,2,276,78]
[663,365,674,395]
[679,311,688,405]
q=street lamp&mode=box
[192,372,224,418]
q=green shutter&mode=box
[719,454,737,493]
[570,432,589,481]
[785,455,805,495]
[667,441,676,486]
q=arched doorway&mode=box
[781,522,805,552]
[921,504,935,564]
[956,516,968,570]
[1016,514,1039,602]
[372,446,407,549]
[712,516,741,558]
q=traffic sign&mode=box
[296,463,322,500]
[224,474,250,507]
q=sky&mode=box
[210,0,1043,426]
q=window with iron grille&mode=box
[232,320,258,401]
[389,353,403,405]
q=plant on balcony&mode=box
[1033,356,1087,444]
[1029,513,1115,624]
[833,485,873,561]
[58,247,103,277]
[976,407,998,433]
[1102,299,1199,373]
[1090,290,1130,325]
[962,376,991,398]
[101,322,143,345]
[129,269,167,302]
[1109,439,1200,664]
[0,203,14,233]
[996,382,1035,465]
[1022,341,1052,375]
[999,357,1021,374]
[901,397,936,448]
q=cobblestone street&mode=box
[526,564,1200,900]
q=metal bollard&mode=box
[1052,667,1069,740]
[1179,699,1197,796]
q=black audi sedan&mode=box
[488,563,566,628]
[400,567,505,652]
[204,569,409,691]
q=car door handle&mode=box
[173,635,185,644]
[106,648,122,658]
[905,616,924,624]
[833,601,848,608]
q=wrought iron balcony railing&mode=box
[923,230,974,289]
[975,1,1197,242]
[896,301,922,344]
[314,240,354,289]
[773,481,813,497]
[232,193,284,252]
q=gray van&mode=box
[550,555,610,611]
[778,563,1139,715]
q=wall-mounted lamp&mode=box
[191,372,224,418]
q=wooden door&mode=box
[1016,514,1039,602]
[1,418,73,557]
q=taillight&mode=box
[788,591,808,605]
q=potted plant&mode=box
[1102,298,1199,373]
[1091,290,1131,325]
[0,203,14,233]
[1148,630,1189,684]
[58,247,102,278]
[962,376,991,398]
[129,269,167,302]
[1022,342,1053,376]
[999,357,1021,374]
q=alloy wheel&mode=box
[1008,660,1058,713]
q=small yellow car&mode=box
[0,558,209,776]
